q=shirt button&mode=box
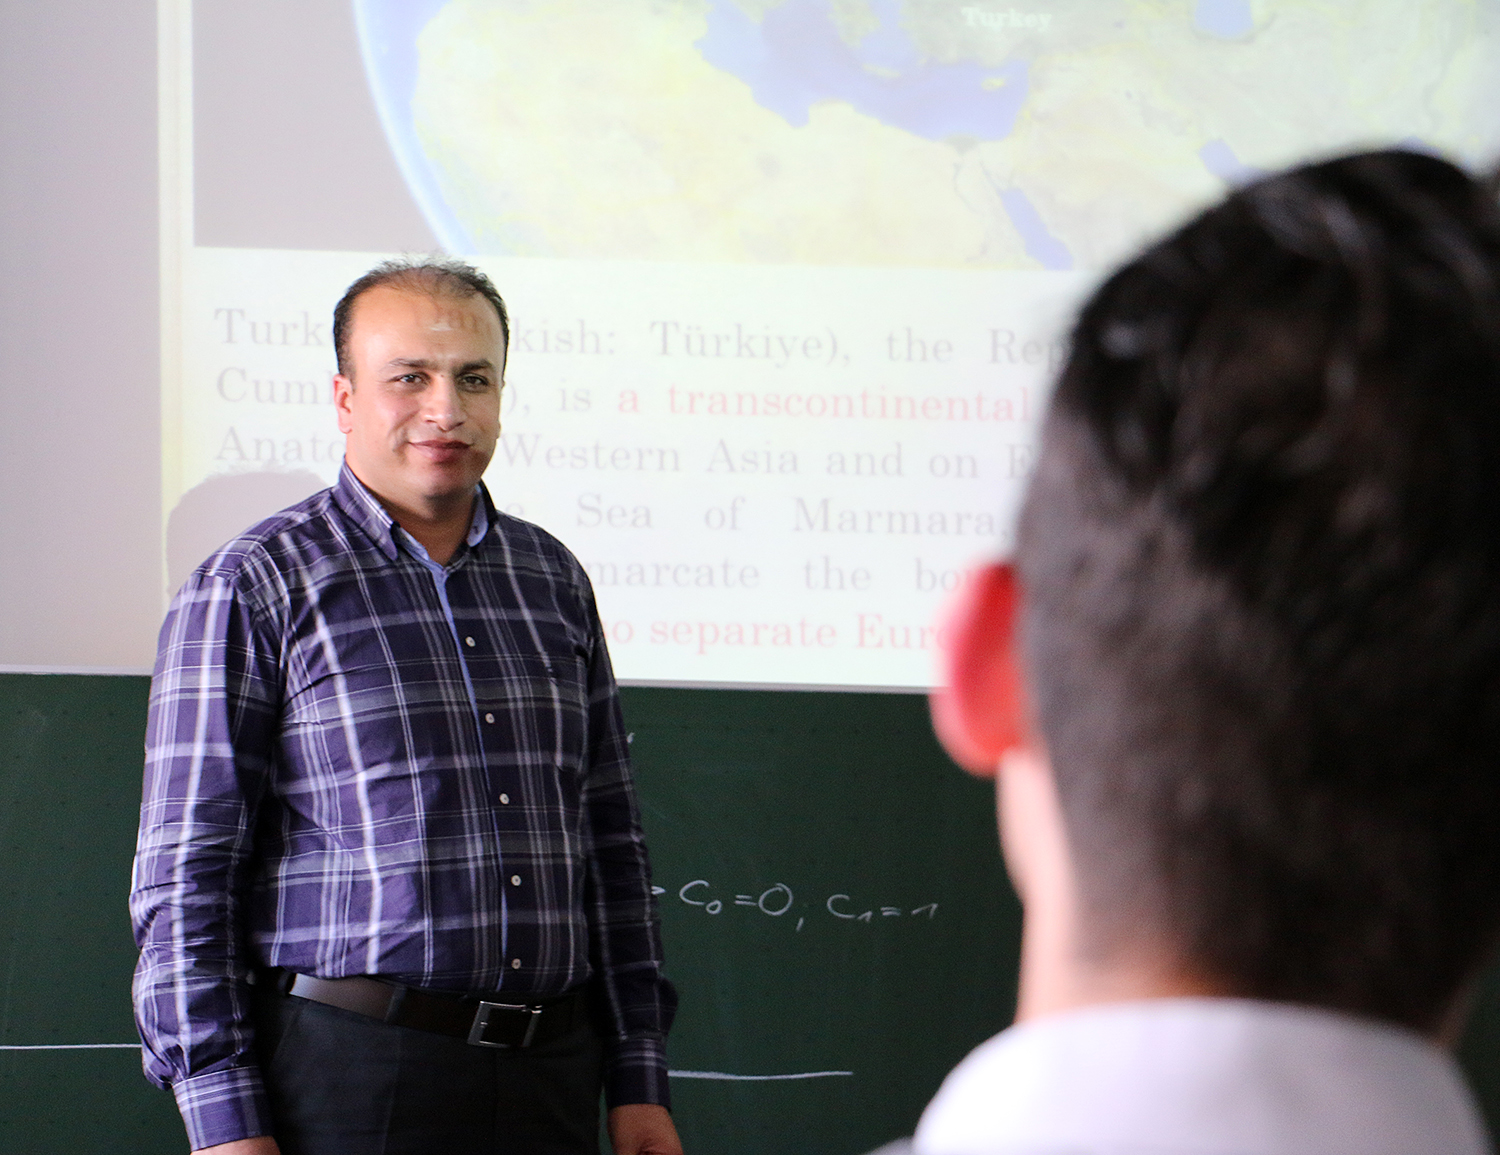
[498,793,510,804]
[485,712,495,723]
[465,636,476,647]
[511,959,522,970]
[510,875,522,886]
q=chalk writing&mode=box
[669,879,938,927]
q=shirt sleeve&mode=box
[575,576,679,1110]
[129,566,282,1150]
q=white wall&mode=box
[0,0,160,670]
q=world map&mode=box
[402,0,1499,269]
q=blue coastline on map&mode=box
[853,0,922,71]
[998,188,1073,270]
[1199,138,1266,185]
[697,0,1030,142]
[1194,0,1254,39]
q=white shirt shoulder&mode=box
[914,998,1490,1155]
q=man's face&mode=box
[334,285,506,518]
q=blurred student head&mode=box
[938,149,1500,1033]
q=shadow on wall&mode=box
[166,470,327,597]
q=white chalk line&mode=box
[0,1043,141,1050]
[668,1069,853,1081]
[0,1047,854,1082]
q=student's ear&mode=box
[930,562,1027,777]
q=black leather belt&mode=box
[257,968,584,1049]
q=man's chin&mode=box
[357,466,485,518]
[416,478,484,509]
[402,455,484,490]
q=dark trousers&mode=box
[253,988,605,1155]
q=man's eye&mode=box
[461,376,492,391]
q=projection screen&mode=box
[149,0,1500,688]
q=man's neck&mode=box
[395,509,471,566]
[355,475,476,566]
[1015,914,1225,1024]
[996,751,1228,1025]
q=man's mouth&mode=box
[411,439,470,462]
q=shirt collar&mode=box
[465,489,491,547]
[332,461,492,562]
[914,998,1489,1155]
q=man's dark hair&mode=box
[332,256,511,377]
[1018,149,1500,1031]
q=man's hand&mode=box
[608,1103,683,1155]
[193,1139,280,1155]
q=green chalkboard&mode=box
[4,673,1500,1153]
[0,674,181,1150]
[0,674,1017,1153]
[623,687,1019,1154]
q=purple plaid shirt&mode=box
[130,465,675,1151]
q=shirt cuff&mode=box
[171,1063,274,1151]
[604,1031,672,1110]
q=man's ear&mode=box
[930,562,1026,777]
[334,373,355,435]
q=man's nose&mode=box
[422,377,465,429]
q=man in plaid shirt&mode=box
[131,259,681,1155]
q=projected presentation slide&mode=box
[160,0,1500,689]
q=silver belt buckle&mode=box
[467,1000,542,1048]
